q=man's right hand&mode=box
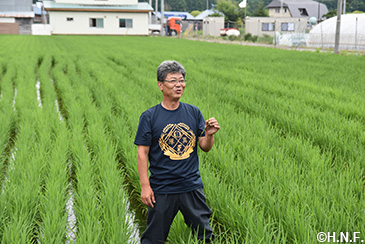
[137,145,155,207]
[141,186,156,208]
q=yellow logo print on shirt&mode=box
[159,123,196,160]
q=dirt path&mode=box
[180,36,365,55]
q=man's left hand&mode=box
[205,117,220,136]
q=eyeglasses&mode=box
[163,79,187,85]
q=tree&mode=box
[190,10,202,17]
[242,0,271,16]
[139,0,217,12]
[185,0,218,12]
[322,10,336,19]
[214,0,243,22]
[210,12,224,17]
[165,0,187,11]
[347,0,365,12]
[317,0,337,11]
[252,0,268,16]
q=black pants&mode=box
[141,188,214,244]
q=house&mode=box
[195,9,225,31]
[43,0,153,35]
[267,0,328,20]
[245,0,328,38]
[202,17,224,37]
[245,16,308,37]
[0,0,34,34]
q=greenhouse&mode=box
[308,13,365,51]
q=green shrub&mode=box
[244,33,252,41]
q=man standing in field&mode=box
[134,60,220,244]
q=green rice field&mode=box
[0,35,364,243]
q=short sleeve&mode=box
[134,112,152,146]
[197,108,206,137]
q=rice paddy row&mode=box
[0,35,364,243]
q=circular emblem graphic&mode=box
[159,123,196,160]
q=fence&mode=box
[274,32,365,52]
[307,33,365,51]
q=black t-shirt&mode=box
[134,102,206,194]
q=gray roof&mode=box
[0,0,32,12]
[195,10,215,20]
[43,1,153,12]
[267,0,328,18]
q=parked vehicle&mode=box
[226,29,240,36]
[220,28,239,36]
[167,17,181,36]
[148,17,182,36]
[149,24,161,34]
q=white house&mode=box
[43,0,153,35]
[0,0,34,34]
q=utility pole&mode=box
[334,0,342,53]
[343,0,346,14]
[161,0,165,36]
[37,1,47,24]
[355,17,358,55]
[149,0,152,24]
[155,0,158,24]
[206,0,209,10]
[239,0,247,42]
[42,2,47,24]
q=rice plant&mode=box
[0,35,363,243]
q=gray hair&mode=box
[157,60,186,82]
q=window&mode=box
[119,19,133,28]
[89,18,104,28]
[275,8,280,13]
[67,17,74,22]
[299,8,308,16]
[281,22,295,31]
[262,23,275,31]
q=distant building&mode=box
[43,0,153,35]
[308,13,365,51]
[0,0,34,34]
[195,10,217,21]
[202,17,224,37]
[196,9,225,30]
[245,0,329,38]
[267,0,328,20]
[245,16,308,37]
